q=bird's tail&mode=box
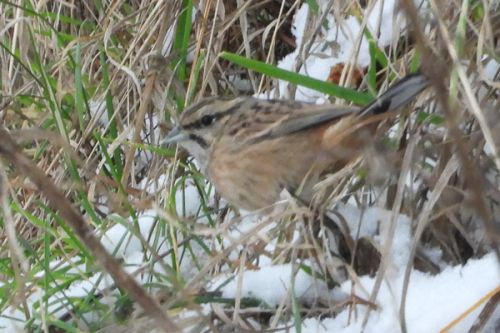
[361,73,429,116]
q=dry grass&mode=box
[0,0,498,332]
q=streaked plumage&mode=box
[163,74,428,211]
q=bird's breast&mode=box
[207,130,328,211]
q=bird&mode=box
[162,73,428,212]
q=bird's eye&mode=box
[200,114,215,127]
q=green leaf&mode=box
[220,52,373,105]
[305,0,319,13]
[74,44,87,131]
[416,111,444,125]
[172,0,194,81]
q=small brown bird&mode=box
[163,74,428,211]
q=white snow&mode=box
[211,201,499,332]
[292,253,499,333]
[218,264,335,307]
[275,0,405,101]
[214,210,498,332]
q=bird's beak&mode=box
[161,126,188,146]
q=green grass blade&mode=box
[220,52,373,105]
[172,0,194,82]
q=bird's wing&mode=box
[250,73,428,142]
[259,105,358,141]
